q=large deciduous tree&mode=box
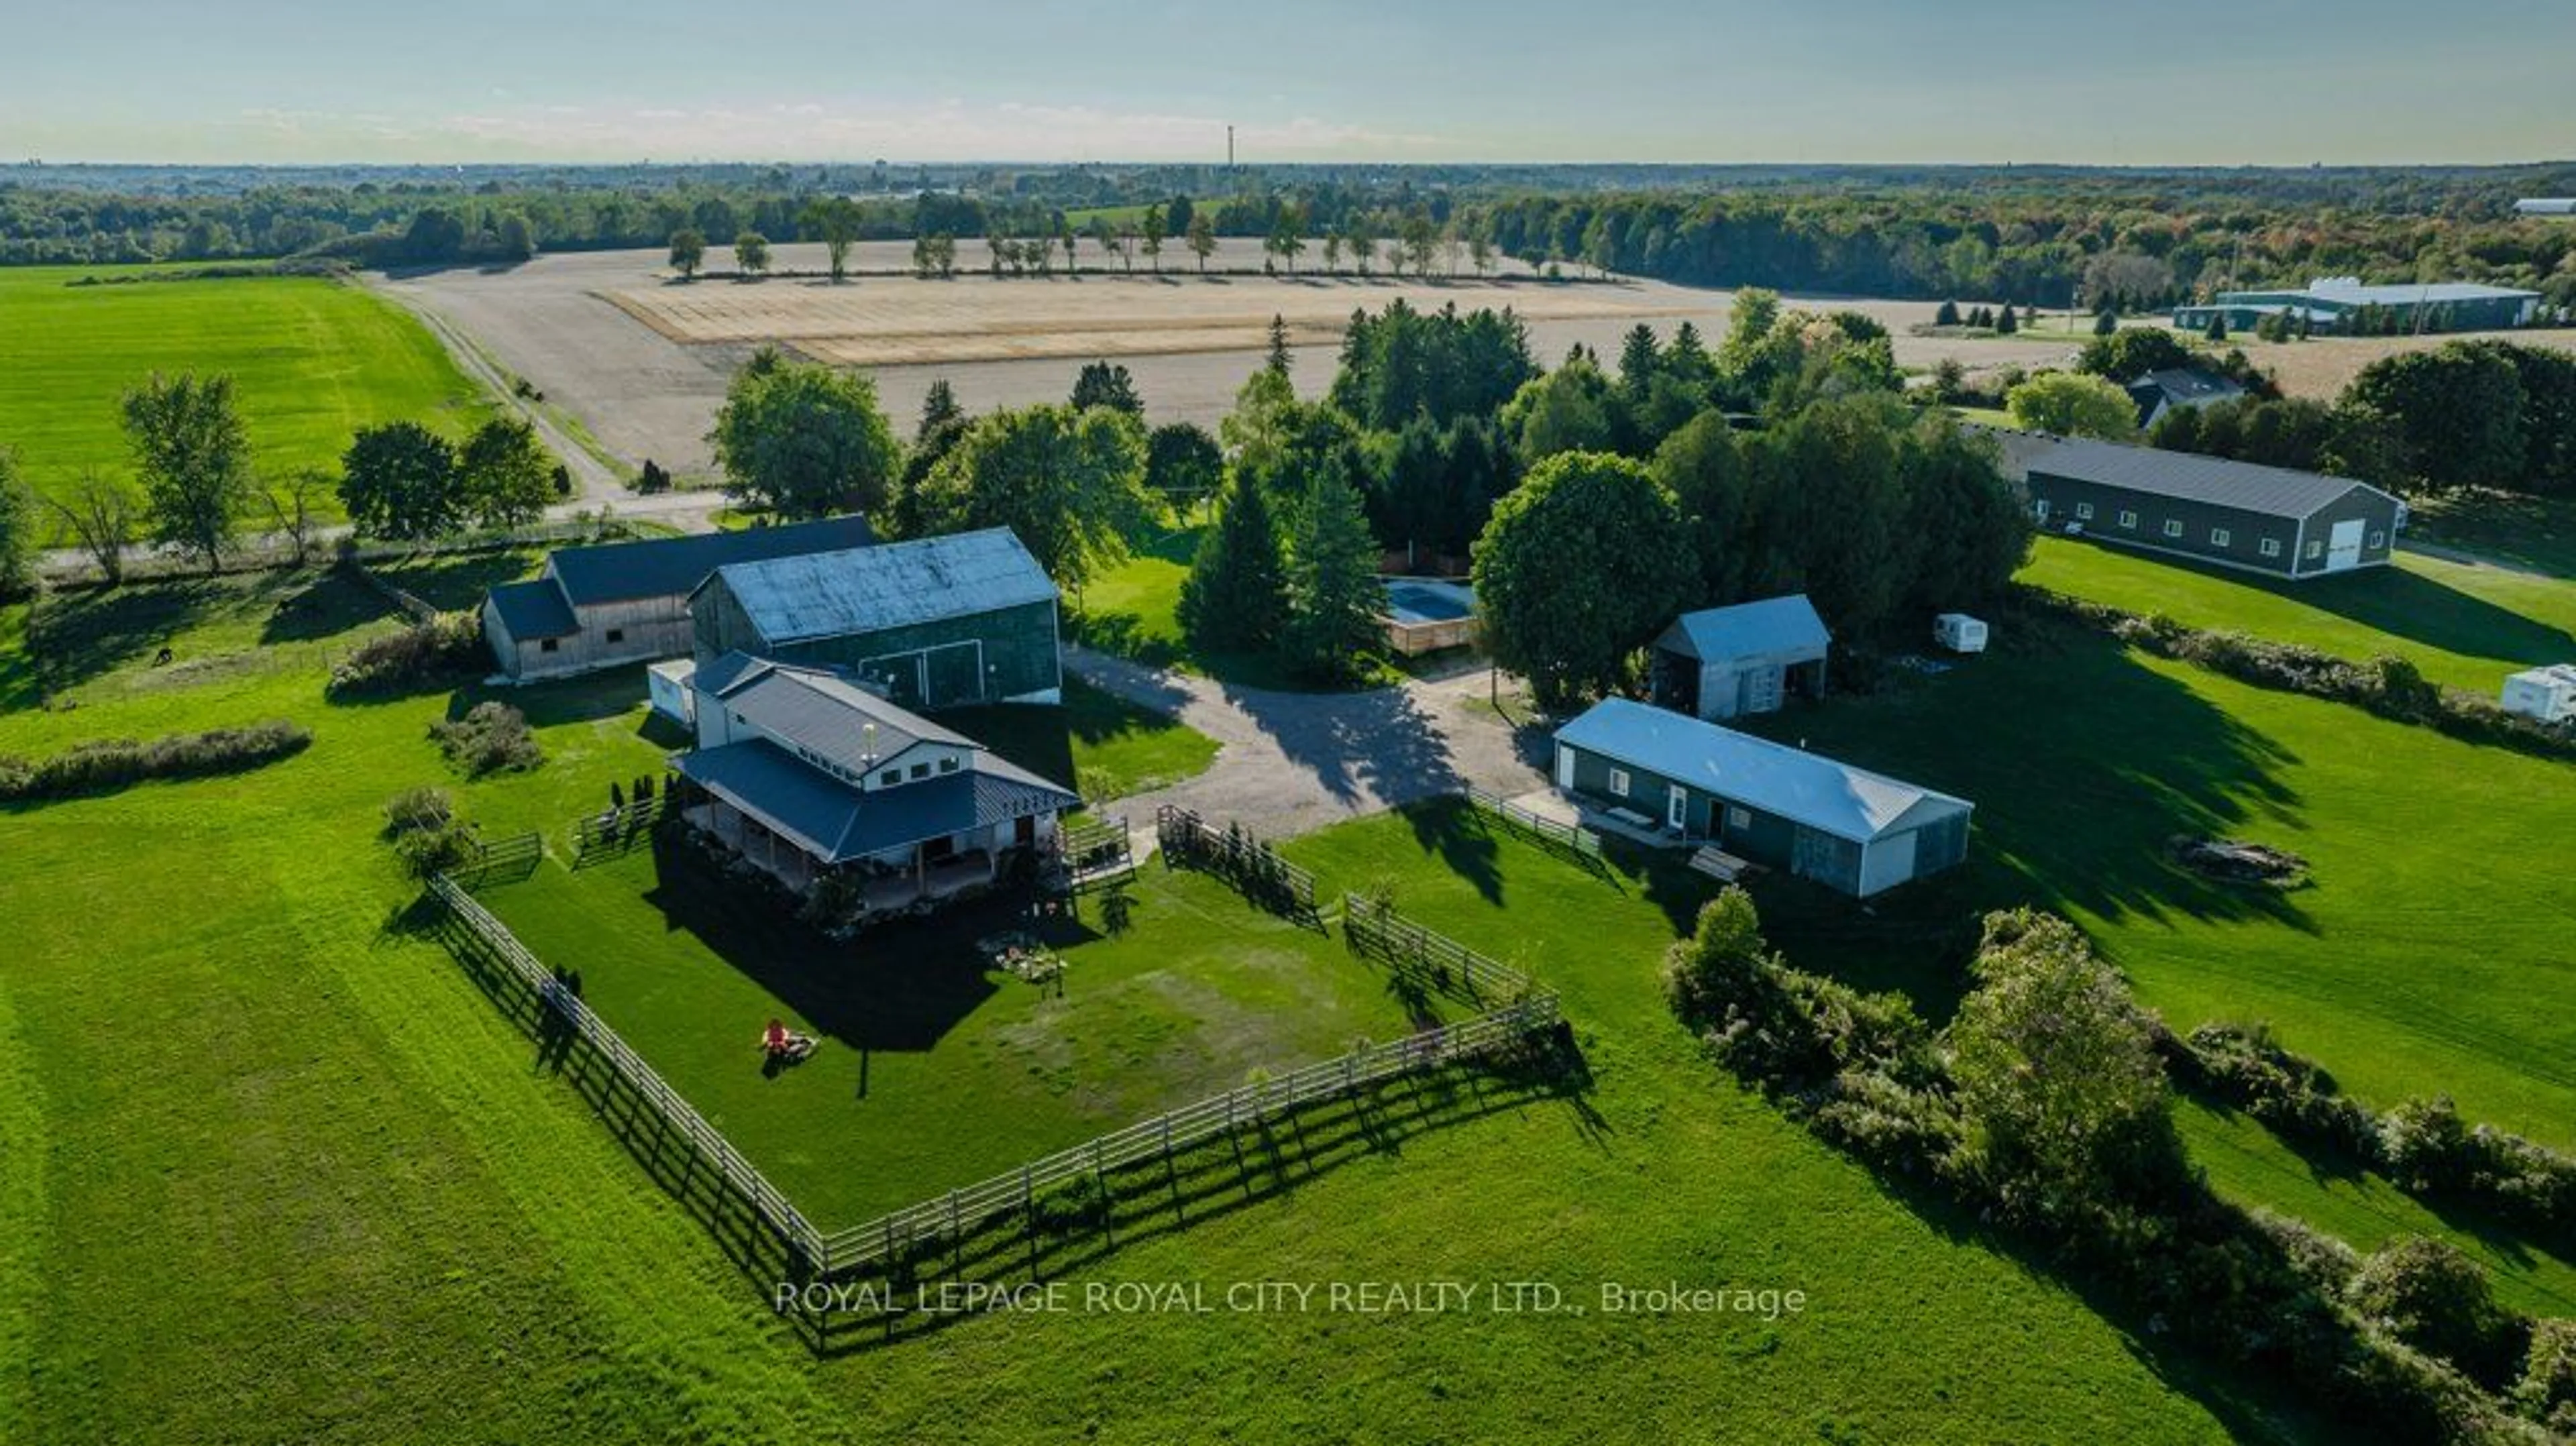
[0,449,35,597]
[733,230,771,276]
[2005,371,2139,441]
[122,372,253,573]
[2345,342,2528,491]
[918,404,1151,591]
[458,416,557,529]
[667,228,706,280]
[48,469,142,585]
[1144,421,1223,515]
[1470,451,1693,709]
[708,353,899,520]
[339,422,462,541]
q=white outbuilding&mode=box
[2500,665,2576,724]
[1933,614,1990,654]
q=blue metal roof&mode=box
[703,527,1057,647]
[698,652,975,777]
[1557,698,1969,844]
[1658,595,1831,663]
[543,516,875,607]
[677,739,1075,864]
[484,579,580,640]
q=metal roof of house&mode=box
[675,740,1075,864]
[697,652,973,777]
[1557,698,1970,844]
[1658,595,1831,663]
[2021,436,2394,520]
[700,527,1057,647]
[484,578,580,640]
[2129,368,2245,406]
[543,516,875,607]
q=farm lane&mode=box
[1065,645,1552,840]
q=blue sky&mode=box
[5,0,2570,165]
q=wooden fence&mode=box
[1155,805,1318,922]
[808,993,1560,1279]
[427,873,826,1268]
[453,829,543,888]
[572,794,667,867]
[1054,812,1133,891]
[335,556,441,623]
[1342,893,1546,1005]
[1464,787,1603,863]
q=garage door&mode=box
[2324,518,2365,572]
[924,642,987,708]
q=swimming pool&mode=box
[1381,578,1476,625]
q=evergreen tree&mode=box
[1616,323,1662,398]
[1070,360,1145,416]
[2204,312,2229,342]
[1177,475,1286,651]
[1277,467,1383,683]
[2092,308,2118,337]
[1996,302,2019,335]
[1266,315,1295,376]
[1935,300,1962,327]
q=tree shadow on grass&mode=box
[254,567,402,645]
[447,666,649,728]
[369,549,543,614]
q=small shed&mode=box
[1933,614,1989,654]
[1552,698,1972,897]
[1651,594,1831,722]
[2501,665,2576,724]
[647,658,698,727]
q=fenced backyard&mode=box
[423,810,1572,1345]
[1464,786,1604,867]
[1155,804,1320,924]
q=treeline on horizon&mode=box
[5,161,2575,311]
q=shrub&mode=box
[2347,1237,2528,1388]
[0,720,311,802]
[327,611,484,698]
[2519,1318,2576,1433]
[429,701,541,777]
[382,785,474,878]
[1031,1175,1113,1236]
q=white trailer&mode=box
[1933,614,1990,654]
[2500,665,2576,724]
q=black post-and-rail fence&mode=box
[572,793,667,868]
[423,809,1572,1345]
[1154,804,1319,924]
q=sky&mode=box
[4,0,2571,166]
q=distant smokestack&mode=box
[1227,125,1235,169]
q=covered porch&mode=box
[682,794,1008,913]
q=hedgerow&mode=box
[0,720,311,802]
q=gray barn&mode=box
[1554,698,1972,897]
[2021,438,2406,580]
[1650,595,1831,722]
[688,527,1063,710]
[481,517,873,681]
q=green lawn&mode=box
[2020,533,2576,693]
[0,568,2297,1443]
[1742,621,2576,1152]
[1075,524,1407,692]
[2408,489,2576,579]
[478,850,1438,1227]
[0,264,494,518]
[947,676,1218,801]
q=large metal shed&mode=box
[1650,594,1831,722]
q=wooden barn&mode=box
[2021,437,2405,580]
[1650,595,1831,722]
[480,518,873,681]
[688,527,1062,710]
[1553,698,1972,898]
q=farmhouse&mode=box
[673,651,1077,908]
[481,517,873,681]
[2124,368,2245,430]
[688,528,1062,710]
[1552,699,1972,897]
[2173,278,2540,335]
[2022,437,2405,579]
[1649,595,1830,722]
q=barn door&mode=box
[2325,518,2365,572]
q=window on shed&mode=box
[909,762,930,780]
[605,628,625,645]
[2117,509,2138,529]
[1607,767,1631,798]
[938,757,960,773]
[2306,539,2324,559]
[879,769,900,787]
[2074,502,2094,521]
[2259,538,2282,558]
[539,638,559,653]
[2161,518,2184,539]
[2211,527,2231,547]
[2369,531,2385,549]
[1725,805,1751,832]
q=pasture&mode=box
[0,566,2292,1444]
[0,264,494,516]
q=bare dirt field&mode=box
[378,240,2082,485]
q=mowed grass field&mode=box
[0,264,494,517]
[0,572,2289,1443]
[2021,535,2576,692]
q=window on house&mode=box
[879,769,900,787]
[1607,767,1631,797]
[1725,805,1752,831]
[539,638,559,653]
[2162,518,2184,539]
[2306,539,2324,559]
[604,628,625,645]
[2369,531,2385,549]
[2074,502,2094,521]
[2117,510,2138,529]
[2259,538,2282,558]
[909,762,930,780]
[2211,527,2231,547]
[938,757,959,773]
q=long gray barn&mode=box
[1554,698,1972,897]
[481,517,873,681]
[688,527,1062,710]
[2021,437,2405,580]
[1650,594,1830,722]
